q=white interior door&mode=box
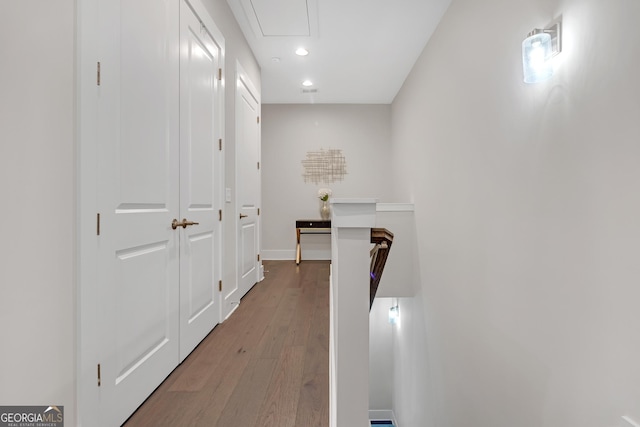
[178,0,223,362]
[236,69,261,300]
[96,0,180,425]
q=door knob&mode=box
[171,218,200,230]
[239,213,248,219]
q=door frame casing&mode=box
[77,0,101,422]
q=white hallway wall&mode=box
[0,0,258,424]
[391,0,640,426]
[261,104,395,260]
[370,298,395,412]
[0,1,76,425]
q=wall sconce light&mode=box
[522,19,562,83]
[388,305,399,324]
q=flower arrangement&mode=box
[317,188,332,202]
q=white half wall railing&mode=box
[329,198,377,427]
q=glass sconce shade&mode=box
[522,31,553,83]
[389,305,399,324]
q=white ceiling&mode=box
[226,0,452,104]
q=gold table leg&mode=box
[296,227,301,265]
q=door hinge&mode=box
[97,213,101,236]
[257,116,260,124]
[257,208,260,216]
[218,280,222,292]
[97,363,101,387]
[257,161,260,170]
[97,62,101,86]
[219,209,222,221]
[257,254,260,261]
[218,138,222,151]
[218,68,222,81]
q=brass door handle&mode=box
[171,218,200,230]
[239,213,248,219]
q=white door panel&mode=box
[178,0,223,361]
[184,232,215,316]
[97,0,180,425]
[238,215,258,298]
[240,221,257,278]
[113,241,173,383]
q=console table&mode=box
[295,219,331,265]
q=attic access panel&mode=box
[242,0,312,36]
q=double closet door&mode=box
[94,0,224,424]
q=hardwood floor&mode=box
[123,260,330,427]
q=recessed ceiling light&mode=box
[295,47,309,56]
[302,80,313,87]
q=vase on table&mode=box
[320,200,331,220]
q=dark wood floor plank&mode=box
[242,261,292,309]
[283,265,319,348]
[255,345,306,427]
[303,283,330,376]
[215,357,277,427]
[168,325,239,392]
[188,346,255,426]
[257,287,301,358]
[295,371,330,427]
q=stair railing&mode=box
[369,228,394,310]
